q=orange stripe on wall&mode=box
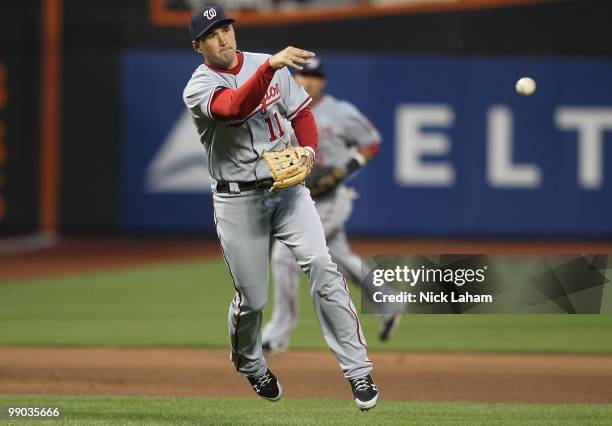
[41,0,62,233]
[150,0,555,28]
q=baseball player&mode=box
[261,59,403,353]
[183,5,378,411]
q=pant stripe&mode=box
[342,276,369,352]
[213,197,243,371]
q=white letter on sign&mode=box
[555,108,612,190]
[395,105,454,186]
[487,106,541,188]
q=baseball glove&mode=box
[305,165,346,198]
[262,146,314,191]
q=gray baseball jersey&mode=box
[183,51,312,184]
[309,94,380,168]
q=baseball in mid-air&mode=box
[515,77,536,96]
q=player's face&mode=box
[295,74,326,100]
[192,24,238,69]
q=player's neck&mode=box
[206,51,243,75]
[226,52,239,69]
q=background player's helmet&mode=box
[296,57,326,78]
[189,4,235,41]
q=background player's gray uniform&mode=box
[183,53,372,379]
[263,94,390,348]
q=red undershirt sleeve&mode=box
[210,60,277,121]
[362,143,381,156]
[291,107,318,154]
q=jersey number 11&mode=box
[265,112,285,142]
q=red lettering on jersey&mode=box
[241,83,281,124]
[261,83,280,108]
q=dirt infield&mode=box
[1,347,611,404]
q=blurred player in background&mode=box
[262,59,403,353]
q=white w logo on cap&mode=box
[203,8,217,20]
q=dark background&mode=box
[1,0,610,234]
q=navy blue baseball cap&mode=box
[296,57,325,78]
[190,4,235,41]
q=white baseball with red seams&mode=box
[516,77,536,96]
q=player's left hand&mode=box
[305,165,346,198]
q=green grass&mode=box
[0,395,610,425]
[0,259,611,352]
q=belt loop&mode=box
[229,182,241,194]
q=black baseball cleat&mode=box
[247,369,282,402]
[379,314,401,342]
[349,374,379,411]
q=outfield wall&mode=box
[2,0,611,236]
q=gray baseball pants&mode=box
[213,184,372,379]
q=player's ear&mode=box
[192,40,202,54]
